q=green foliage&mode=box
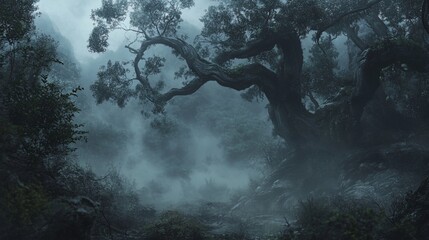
[144,211,207,240]
[88,0,128,53]
[91,0,128,25]
[281,179,429,240]
[90,60,135,107]
[201,0,283,51]
[201,4,247,49]
[200,0,327,47]
[3,80,86,164]
[379,0,422,38]
[97,171,150,230]
[0,33,59,84]
[3,184,48,225]
[278,0,326,36]
[99,53,169,112]
[88,24,110,53]
[88,0,195,53]
[282,198,383,240]
[302,36,340,98]
[386,178,429,240]
[129,0,194,37]
[0,0,38,43]
[0,0,86,185]
[0,0,85,217]
[88,0,197,112]
[143,55,166,77]
[87,0,429,118]
[51,164,155,238]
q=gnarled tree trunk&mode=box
[134,31,429,153]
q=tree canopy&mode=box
[88,0,429,149]
[0,0,85,177]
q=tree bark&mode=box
[131,33,429,151]
[133,30,318,149]
[344,25,368,51]
[365,13,389,37]
[423,0,429,34]
[351,40,429,121]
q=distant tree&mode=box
[3,80,85,167]
[0,0,38,44]
[0,0,85,177]
[0,1,90,238]
[35,15,81,91]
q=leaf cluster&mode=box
[2,80,86,165]
[91,60,135,107]
[0,0,38,44]
[88,0,195,52]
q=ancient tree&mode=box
[88,0,429,156]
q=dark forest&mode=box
[1,0,429,239]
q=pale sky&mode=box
[37,0,210,63]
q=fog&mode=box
[37,0,210,63]
[33,0,358,209]
[3,0,429,238]
[36,1,274,209]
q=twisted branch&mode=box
[132,36,279,103]
[213,32,278,65]
[158,77,207,102]
[351,40,429,120]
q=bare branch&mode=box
[116,25,149,38]
[125,45,138,54]
[160,14,177,37]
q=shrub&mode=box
[282,197,383,240]
[3,183,48,225]
[144,211,207,240]
[282,177,429,240]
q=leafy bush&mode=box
[49,164,155,237]
[4,80,85,160]
[144,211,207,240]
[281,177,429,240]
[385,178,429,240]
[2,183,48,225]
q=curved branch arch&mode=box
[92,0,429,151]
[132,36,280,104]
[128,34,317,148]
